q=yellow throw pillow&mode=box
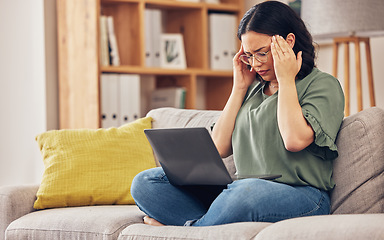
[34,117,156,210]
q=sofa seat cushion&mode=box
[118,222,271,240]
[6,205,144,240]
[254,214,384,240]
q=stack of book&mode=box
[150,87,187,110]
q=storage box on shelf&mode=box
[57,0,244,129]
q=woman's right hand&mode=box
[211,45,256,158]
[233,45,257,91]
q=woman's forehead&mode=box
[241,32,271,53]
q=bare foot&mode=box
[143,216,165,226]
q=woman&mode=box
[131,1,344,226]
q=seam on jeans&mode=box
[148,172,168,183]
[159,173,168,182]
[258,189,328,222]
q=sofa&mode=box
[1,106,384,240]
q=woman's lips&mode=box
[257,70,268,76]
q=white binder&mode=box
[145,9,153,67]
[223,14,238,69]
[101,74,120,128]
[145,9,162,67]
[119,74,141,124]
[209,13,237,70]
[152,9,163,67]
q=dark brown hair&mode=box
[237,1,315,79]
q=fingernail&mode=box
[272,35,276,41]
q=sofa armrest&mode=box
[0,185,39,240]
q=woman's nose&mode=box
[251,57,263,67]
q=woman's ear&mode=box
[285,33,295,48]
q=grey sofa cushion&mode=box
[254,214,384,240]
[331,107,384,214]
[119,222,271,240]
[6,206,144,240]
[146,107,236,177]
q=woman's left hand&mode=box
[272,35,314,152]
[271,35,302,84]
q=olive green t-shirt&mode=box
[232,68,344,191]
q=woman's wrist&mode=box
[231,85,248,100]
[277,78,296,90]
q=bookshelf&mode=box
[57,0,244,129]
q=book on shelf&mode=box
[100,15,110,66]
[209,13,237,70]
[150,87,186,110]
[106,16,120,66]
[99,15,121,66]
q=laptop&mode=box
[144,127,281,186]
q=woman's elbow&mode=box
[215,143,233,158]
[283,137,313,152]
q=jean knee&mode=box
[223,179,267,211]
[131,167,163,201]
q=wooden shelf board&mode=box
[101,65,233,77]
[205,3,240,12]
[102,0,240,11]
[146,0,201,9]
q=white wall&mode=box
[0,0,58,186]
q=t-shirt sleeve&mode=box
[300,74,345,160]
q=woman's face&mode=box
[241,31,276,82]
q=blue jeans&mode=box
[131,167,331,226]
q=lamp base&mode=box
[332,36,375,116]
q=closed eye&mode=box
[256,52,268,57]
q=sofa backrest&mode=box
[331,107,384,214]
[147,107,384,215]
